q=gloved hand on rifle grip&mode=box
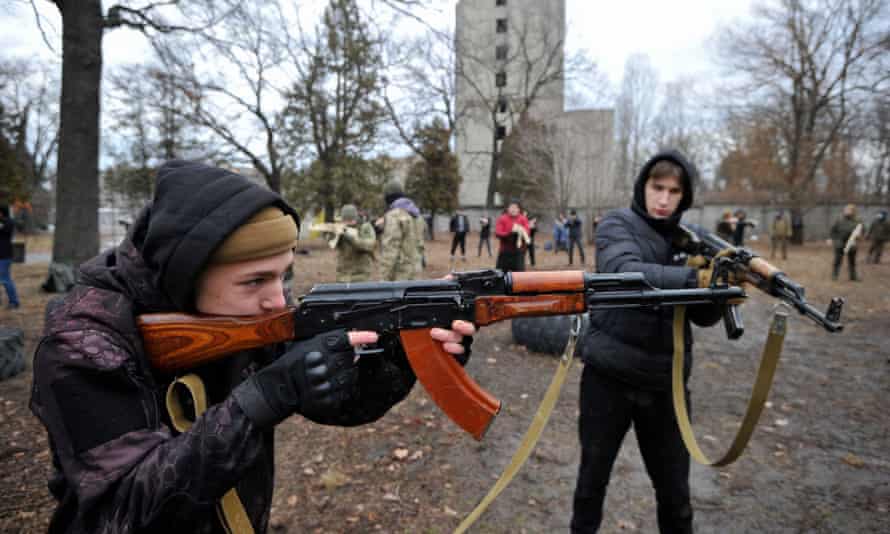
[232,329,358,428]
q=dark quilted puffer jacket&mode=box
[581,150,723,391]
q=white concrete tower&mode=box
[454,0,567,209]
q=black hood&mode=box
[631,149,697,233]
[80,160,299,312]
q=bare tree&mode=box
[863,93,890,201]
[148,2,297,193]
[383,27,463,156]
[0,58,59,200]
[613,53,659,191]
[716,0,890,214]
[29,0,230,278]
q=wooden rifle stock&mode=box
[139,310,296,373]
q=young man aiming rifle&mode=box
[571,150,733,533]
[30,160,474,533]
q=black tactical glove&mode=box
[232,329,358,428]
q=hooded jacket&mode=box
[581,150,722,391]
[29,161,303,533]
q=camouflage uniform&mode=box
[380,206,420,281]
[415,215,428,273]
[336,222,377,282]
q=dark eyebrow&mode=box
[238,270,284,280]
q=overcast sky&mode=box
[3,0,756,88]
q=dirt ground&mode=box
[1,230,888,533]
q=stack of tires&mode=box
[0,327,25,381]
[511,314,589,356]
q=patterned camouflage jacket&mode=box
[336,222,377,282]
[379,197,421,281]
[414,215,428,274]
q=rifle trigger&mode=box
[354,344,385,360]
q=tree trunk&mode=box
[485,130,499,209]
[53,0,103,267]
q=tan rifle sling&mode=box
[453,316,582,533]
[672,305,788,466]
[166,374,255,534]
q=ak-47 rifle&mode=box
[138,269,744,440]
[674,224,844,337]
[309,222,348,249]
[843,223,864,256]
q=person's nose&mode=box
[261,280,288,311]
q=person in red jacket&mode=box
[494,199,530,272]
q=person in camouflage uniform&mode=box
[335,203,376,283]
[770,210,792,260]
[830,203,862,281]
[866,210,889,264]
[379,180,421,281]
[29,161,475,533]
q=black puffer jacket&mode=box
[30,161,415,533]
[582,150,722,391]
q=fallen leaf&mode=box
[382,492,400,502]
[842,453,864,468]
[443,505,459,517]
[393,448,409,460]
[320,467,351,490]
[287,495,298,507]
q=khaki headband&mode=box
[210,206,299,264]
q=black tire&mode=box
[511,315,589,356]
[0,327,25,381]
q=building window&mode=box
[497,96,508,113]
[495,71,506,87]
[495,44,508,61]
[496,124,507,140]
[496,0,507,6]
[496,18,507,33]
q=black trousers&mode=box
[496,250,525,272]
[478,235,492,257]
[832,247,858,280]
[527,242,536,266]
[568,236,586,264]
[450,232,467,256]
[571,366,693,534]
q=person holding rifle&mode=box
[829,203,862,281]
[494,199,530,272]
[571,150,730,534]
[30,160,474,533]
[334,203,377,283]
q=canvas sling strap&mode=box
[671,304,788,467]
[454,316,582,534]
[166,374,255,534]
